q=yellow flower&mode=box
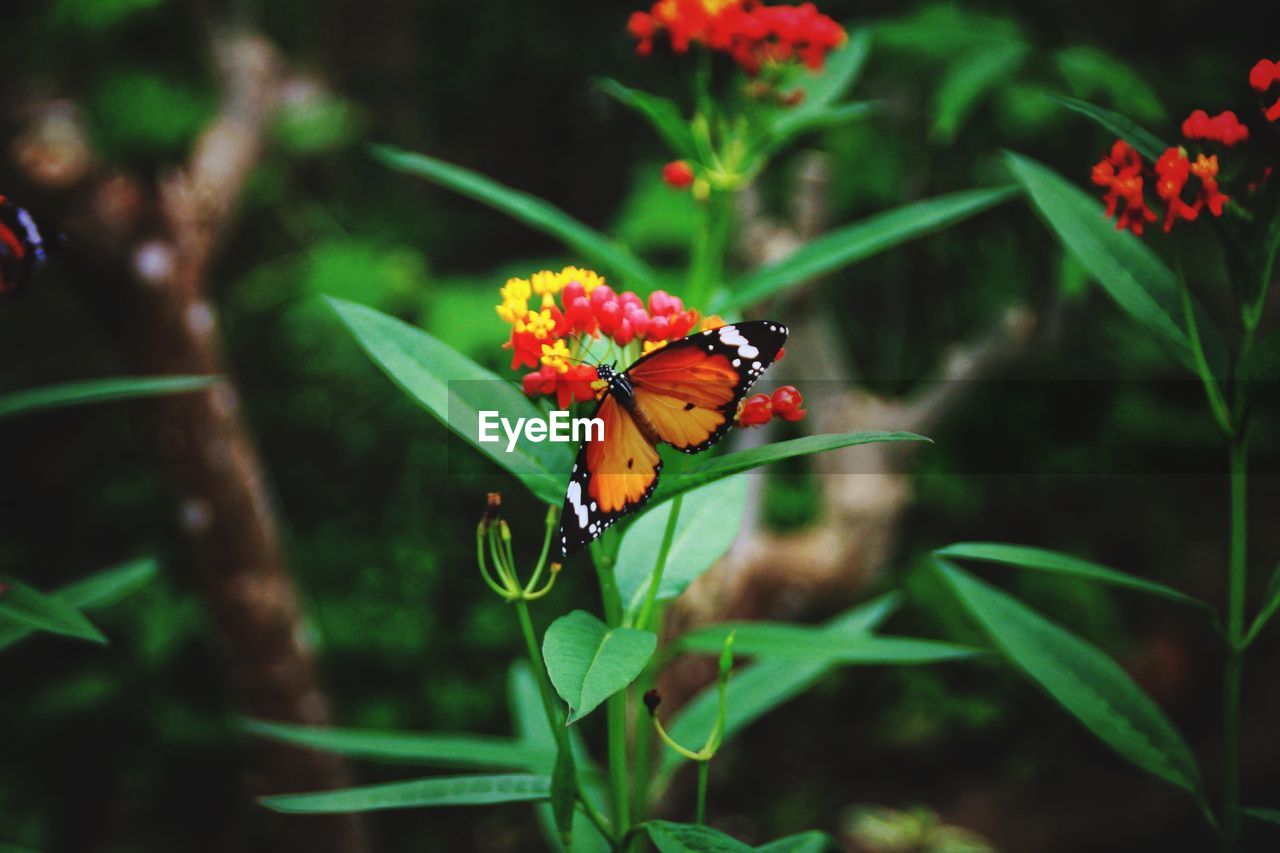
[642,339,668,356]
[496,276,532,324]
[540,339,573,373]
[559,266,607,295]
[514,307,558,340]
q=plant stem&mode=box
[688,189,732,310]
[1223,438,1248,850]
[595,553,631,841]
[695,761,710,825]
[636,494,684,631]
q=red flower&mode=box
[1091,140,1156,235]
[628,0,846,75]
[1191,153,1229,216]
[522,363,599,409]
[770,385,806,421]
[663,160,695,188]
[1181,109,1249,146]
[737,393,772,426]
[1251,58,1280,122]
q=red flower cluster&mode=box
[1250,59,1280,122]
[1091,140,1157,235]
[1181,110,1249,146]
[737,385,806,426]
[498,267,707,407]
[628,0,846,75]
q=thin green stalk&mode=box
[635,494,684,631]
[688,189,732,310]
[1223,438,1248,850]
[514,599,611,844]
[695,762,710,825]
[595,550,631,840]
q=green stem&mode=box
[688,189,732,311]
[695,761,710,826]
[595,552,631,840]
[635,494,684,631]
[1223,438,1248,850]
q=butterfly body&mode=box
[0,195,57,294]
[558,320,788,556]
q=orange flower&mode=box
[1091,140,1156,235]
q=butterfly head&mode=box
[595,362,633,403]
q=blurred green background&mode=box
[2,1,1279,851]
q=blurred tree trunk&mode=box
[12,30,368,853]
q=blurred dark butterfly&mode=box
[0,195,59,294]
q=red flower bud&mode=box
[597,299,622,334]
[1250,58,1278,92]
[662,160,695,189]
[615,317,635,345]
[589,284,616,311]
[647,314,671,341]
[770,385,806,421]
[737,393,772,426]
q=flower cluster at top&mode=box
[1087,59,1280,236]
[496,266,711,407]
[627,0,846,76]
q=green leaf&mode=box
[1047,94,1167,162]
[718,188,1015,311]
[763,102,878,157]
[932,45,1029,145]
[327,297,568,504]
[242,719,548,769]
[1246,807,1280,826]
[0,577,107,645]
[642,821,752,853]
[0,841,43,853]
[657,595,904,778]
[652,432,928,508]
[1054,47,1165,124]
[616,475,748,618]
[1003,151,1227,376]
[598,80,697,159]
[259,773,550,814]
[0,558,157,651]
[543,611,656,724]
[1244,564,1280,647]
[756,831,838,853]
[933,558,1204,800]
[0,376,214,421]
[936,542,1213,615]
[372,145,658,290]
[550,746,577,846]
[678,622,982,665]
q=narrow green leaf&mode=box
[1054,48,1166,124]
[0,842,42,853]
[616,475,747,618]
[0,577,107,645]
[719,187,1015,311]
[652,432,928,508]
[1246,807,1280,826]
[642,820,752,853]
[259,773,550,814]
[658,596,906,778]
[543,611,656,724]
[800,28,872,109]
[598,79,696,159]
[933,558,1204,800]
[756,831,838,853]
[1244,564,1280,647]
[763,102,878,157]
[932,45,1029,144]
[679,622,982,665]
[1047,94,1167,162]
[372,145,658,289]
[242,719,548,769]
[936,542,1213,615]
[327,297,568,504]
[1003,151,1227,375]
[0,559,157,651]
[0,376,214,421]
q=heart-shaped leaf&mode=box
[543,610,656,724]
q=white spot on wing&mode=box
[567,480,589,528]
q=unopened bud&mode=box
[643,689,662,716]
[549,562,563,575]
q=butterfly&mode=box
[0,195,57,294]
[557,320,788,557]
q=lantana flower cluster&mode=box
[496,266,708,407]
[627,0,846,76]
[1089,60,1280,236]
